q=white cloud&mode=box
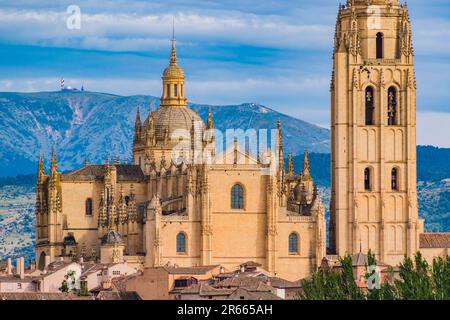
[0,8,332,52]
[417,112,450,147]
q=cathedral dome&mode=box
[163,64,184,79]
[152,105,204,145]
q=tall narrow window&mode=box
[376,32,384,59]
[85,198,93,216]
[388,87,397,125]
[167,84,171,98]
[231,184,244,209]
[174,84,178,97]
[364,168,372,191]
[289,233,299,254]
[391,168,399,191]
[176,233,186,253]
[180,84,183,97]
[365,87,375,125]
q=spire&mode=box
[207,107,214,130]
[50,147,57,174]
[134,108,141,144]
[301,148,311,179]
[170,18,177,66]
[37,151,44,182]
[276,119,284,172]
[287,151,294,175]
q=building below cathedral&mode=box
[34,38,326,281]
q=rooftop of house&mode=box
[96,291,142,300]
[215,276,274,292]
[227,287,282,300]
[163,265,221,275]
[0,293,72,300]
[420,233,450,248]
[180,282,233,297]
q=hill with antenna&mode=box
[0,91,330,176]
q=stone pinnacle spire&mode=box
[302,148,311,179]
[287,151,294,175]
[38,150,44,181]
[207,107,214,130]
[50,147,57,174]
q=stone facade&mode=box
[329,0,450,265]
[329,0,424,266]
[35,39,326,281]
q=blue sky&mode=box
[0,0,449,147]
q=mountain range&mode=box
[0,91,330,177]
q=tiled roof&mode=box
[180,283,233,296]
[44,261,73,275]
[111,272,143,292]
[267,277,302,289]
[420,233,450,248]
[217,276,273,292]
[352,252,368,267]
[0,276,41,283]
[227,288,282,300]
[81,263,105,277]
[0,293,71,300]
[163,265,220,275]
[96,291,142,300]
[62,164,145,182]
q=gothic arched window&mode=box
[289,233,299,254]
[176,233,186,254]
[167,84,171,98]
[231,184,244,209]
[376,32,384,59]
[174,84,178,97]
[388,87,398,125]
[365,87,375,125]
[364,168,372,191]
[391,168,399,191]
[85,198,93,216]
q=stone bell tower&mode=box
[329,0,423,266]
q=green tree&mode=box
[395,252,434,300]
[431,256,450,300]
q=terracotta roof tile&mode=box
[420,233,450,248]
[96,291,141,300]
[0,293,71,300]
[163,265,220,275]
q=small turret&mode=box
[37,151,45,183]
[207,107,214,130]
[287,151,294,176]
[276,119,284,172]
[301,148,312,180]
[133,108,141,145]
[50,147,58,175]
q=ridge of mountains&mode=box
[0,91,330,177]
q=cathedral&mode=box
[34,32,326,281]
[35,0,449,282]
